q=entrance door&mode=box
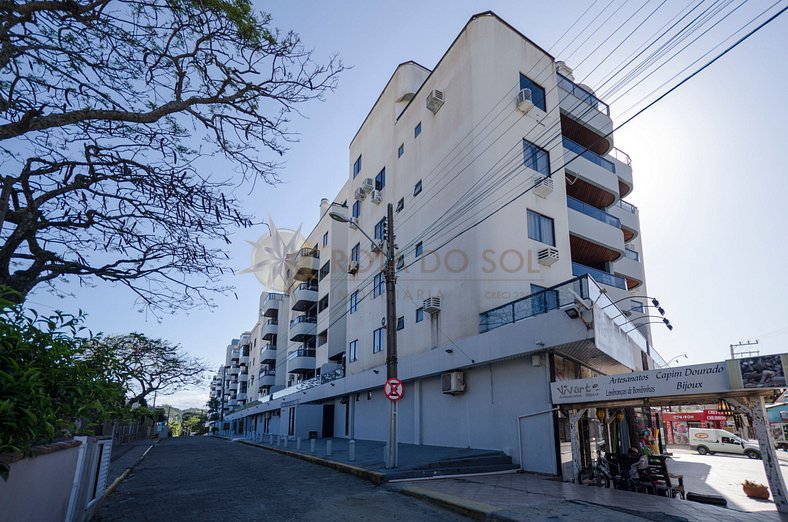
[288,408,295,436]
[322,404,335,438]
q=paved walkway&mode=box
[107,438,158,485]
[228,434,788,522]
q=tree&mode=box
[96,333,207,406]
[182,410,208,436]
[0,0,343,311]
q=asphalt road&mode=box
[94,436,471,522]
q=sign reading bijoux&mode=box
[550,362,729,405]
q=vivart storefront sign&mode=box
[550,362,729,405]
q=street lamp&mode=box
[661,354,688,367]
[602,295,661,309]
[330,203,399,468]
[622,317,673,334]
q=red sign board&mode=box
[662,412,705,422]
[384,378,404,402]
[704,409,728,421]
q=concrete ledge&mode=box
[395,484,513,521]
[237,439,387,485]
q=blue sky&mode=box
[28,1,788,408]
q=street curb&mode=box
[395,484,517,521]
[104,439,159,498]
[237,439,387,485]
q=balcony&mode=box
[568,200,624,261]
[571,262,626,290]
[608,147,634,197]
[292,248,320,282]
[613,250,644,290]
[289,315,317,342]
[261,319,278,340]
[563,138,615,173]
[287,348,317,374]
[609,199,640,237]
[258,369,276,387]
[291,282,319,312]
[567,197,620,228]
[557,74,613,154]
[229,365,240,375]
[261,292,284,317]
[260,344,277,364]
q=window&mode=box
[398,144,404,158]
[396,316,404,330]
[352,200,360,219]
[527,210,555,246]
[519,74,546,111]
[630,300,645,313]
[416,307,424,323]
[318,294,329,313]
[351,243,360,264]
[523,139,550,176]
[373,327,385,353]
[414,180,422,196]
[374,218,386,240]
[322,231,328,247]
[415,242,423,258]
[396,198,404,212]
[349,291,358,314]
[414,122,422,138]
[375,168,386,191]
[349,340,358,362]
[396,255,404,269]
[353,155,362,178]
[373,272,385,297]
[319,260,331,280]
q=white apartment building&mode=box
[218,11,666,479]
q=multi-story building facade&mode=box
[218,12,665,479]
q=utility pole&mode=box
[730,340,759,359]
[384,202,399,468]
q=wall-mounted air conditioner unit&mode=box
[532,174,553,198]
[423,297,441,314]
[354,187,366,200]
[361,177,375,194]
[517,88,533,113]
[441,371,465,394]
[370,190,382,205]
[347,261,359,274]
[426,89,445,114]
[537,247,559,266]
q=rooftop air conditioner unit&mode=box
[354,187,367,200]
[517,88,534,113]
[532,174,553,198]
[423,297,441,314]
[426,89,445,114]
[361,178,375,194]
[537,247,559,266]
[347,260,359,274]
[370,190,382,205]
[441,371,465,394]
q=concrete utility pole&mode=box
[730,340,759,359]
[384,202,399,468]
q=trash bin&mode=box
[308,431,318,439]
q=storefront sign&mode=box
[728,354,788,389]
[550,361,730,405]
[704,409,728,421]
[662,412,705,422]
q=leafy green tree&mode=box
[182,410,208,436]
[0,0,343,312]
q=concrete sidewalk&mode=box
[229,435,788,522]
[107,438,158,485]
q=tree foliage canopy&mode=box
[0,0,343,310]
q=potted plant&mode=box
[743,480,770,499]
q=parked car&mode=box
[689,428,761,459]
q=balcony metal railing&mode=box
[263,293,284,305]
[615,199,638,214]
[563,137,616,173]
[297,282,319,292]
[624,248,640,262]
[571,262,626,290]
[265,319,278,326]
[479,276,588,334]
[609,147,632,166]
[289,315,317,328]
[297,247,320,259]
[259,369,276,377]
[287,349,316,361]
[567,196,621,228]
[261,343,276,353]
[557,73,610,116]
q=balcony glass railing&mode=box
[479,276,589,334]
[571,263,626,290]
[297,247,320,259]
[259,369,276,377]
[263,292,284,305]
[624,248,640,261]
[567,196,621,228]
[615,199,638,214]
[289,315,317,327]
[265,319,278,326]
[557,73,610,116]
[260,343,276,353]
[287,349,316,361]
[563,137,616,173]
[297,282,319,292]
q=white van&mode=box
[689,428,761,459]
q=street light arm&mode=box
[623,320,674,334]
[602,295,660,309]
